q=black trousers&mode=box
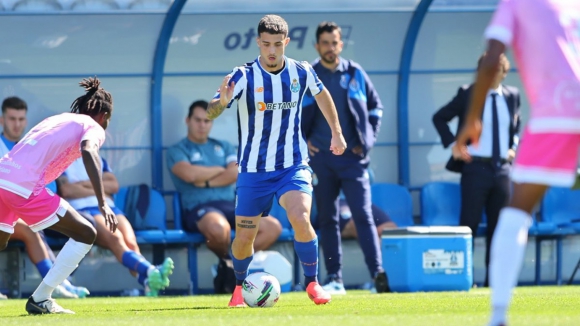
[460,160,510,286]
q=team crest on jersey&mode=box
[349,78,360,92]
[340,74,349,89]
[190,152,202,162]
[290,78,300,93]
[214,145,224,157]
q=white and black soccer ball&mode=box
[241,272,281,308]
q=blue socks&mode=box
[35,259,53,278]
[294,237,319,286]
[122,251,152,285]
[232,253,253,286]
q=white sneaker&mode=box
[321,280,347,295]
[0,292,7,299]
[26,297,75,314]
[52,285,78,299]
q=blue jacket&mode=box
[302,59,383,157]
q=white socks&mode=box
[488,207,531,326]
[32,239,92,302]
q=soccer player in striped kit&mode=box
[207,14,347,306]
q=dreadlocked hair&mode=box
[70,76,113,117]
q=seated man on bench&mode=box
[167,100,282,293]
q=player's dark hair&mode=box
[1,96,27,114]
[477,53,510,73]
[70,77,113,117]
[188,100,209,118]
[257,15,288,37]
[316,21,342,43]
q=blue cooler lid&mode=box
[381,226,472,237]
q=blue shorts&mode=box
[235,164,313,217]
[78,206,124,227]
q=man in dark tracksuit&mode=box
[302,21,388,294]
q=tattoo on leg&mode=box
[237,224,257,229]
[237,220,256,229]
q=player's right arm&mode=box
[207,67,245,120]
[208,77,235,120]
[81,139,117,232]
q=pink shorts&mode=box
[512,128,580,187]
[0,187,69,234]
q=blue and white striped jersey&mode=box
[214,56,324,173]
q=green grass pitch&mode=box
[1,287,579,326]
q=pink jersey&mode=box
[485,0,580,133]
[0,113,105,199]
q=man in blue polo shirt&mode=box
[167,100,282,292]
[303,21,389,295]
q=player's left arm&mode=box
[314,88,346,155]
[80,136,118,232]
[305,62,346,155]
[100,158,119,196]
[314,88,341,135]
[103,173,119,197]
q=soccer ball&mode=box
[241,272,281,308]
